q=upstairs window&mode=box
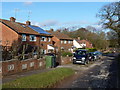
[41,36,47,41]
[30,35,36,41]
[48,37,51,42]
[61,40,63,44]
[22,34,26,41]
[64,40,67,44]
[68,41,71,44]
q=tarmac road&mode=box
[57,53,119,88]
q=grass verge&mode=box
[2,68,74,88]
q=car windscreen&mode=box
[75,51,86,55]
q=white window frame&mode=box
[61,47,64,50]
[48,37,51,42]
[30,35,36,41]
[68,41,71,44]
[64,40,67,44]
[42,50,46,54]
[61,40,63,44]
[41,36,47,42]
[22,34,26,41]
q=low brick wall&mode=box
[61,56,72,65]
[0,56,73,76]
[1,58,46,76]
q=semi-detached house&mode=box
[0,17,53,54]
[47,29,73,52]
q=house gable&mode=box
[0,22,19,46]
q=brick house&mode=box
[0,17,53,54]
[73,37,93,49]
[47,29,73,52]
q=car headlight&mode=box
[82,57,85,60]
[73,57,76,59]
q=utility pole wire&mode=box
[14,8,20,19]
[28,10,32,21]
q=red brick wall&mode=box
[1,58,46,76]
[80,40,93,48]
[51,36,73,51]
[61,56,72,65]
[1,22,52,49]
[19,34,40,46]
[1,22,19,47]
[40,36,53,50]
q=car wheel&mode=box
[73,61,75,64]
[87,60,89,64]
[84,61,87,65]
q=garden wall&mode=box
[1,56,72,76]
[61,56,72,65]
[1,58,46,76]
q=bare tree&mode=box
[97,2,120,46]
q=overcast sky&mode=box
[1,2,111,30]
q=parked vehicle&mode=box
[92,51,102,60]
[88,52,95,61]
[73,50,90,65]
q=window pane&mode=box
[30,35,36,41]
[41,36,46,41]
[22,34,26,41]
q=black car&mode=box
[73,50,90,65]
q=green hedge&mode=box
[61,51,73,57]
[74,48,97,52]
[86,48,97,52]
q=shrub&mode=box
[86,48,97,52]
[61,51,73,57]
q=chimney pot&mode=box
[26,21,31,25]
[78,37,80,40]
[50,29,54,32]
[57,30,61,32]
[10,17,16,22]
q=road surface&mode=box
[57,53,118,88]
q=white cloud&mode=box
[31,20,59,27]
[31,20,102,31]
[24,2,33,5]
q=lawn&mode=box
[2,68,74,88]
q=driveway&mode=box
[56,53,119,88]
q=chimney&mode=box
[10,17,16,22]
[50,29,54,32]
[26,21,31,25]
[57,30,61,32]
[78,37,80,40]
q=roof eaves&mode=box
[1,21,19,34]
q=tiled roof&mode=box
[76,39,91,44]
[0,19,52,36]
[47,31,73,40]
